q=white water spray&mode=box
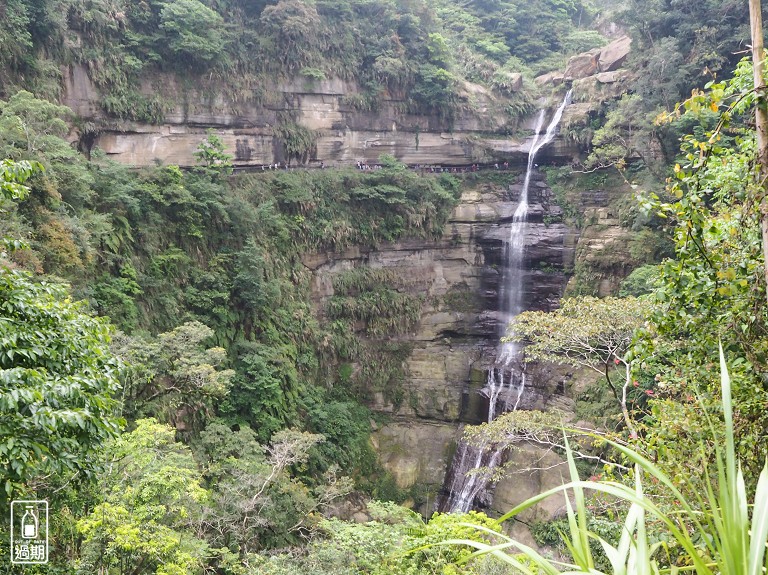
[440,91,572,513]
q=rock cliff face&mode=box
[62,65,579,168]
[295,33,638,517]
[302,170,577,513]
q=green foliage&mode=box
[253,504,506,575]
[259,0,325,73]
[440,352,768,575]
[509,296,650,369]
[0,0,611,124]
[303,396,376,474]
[541,166,587,228]
[435,0,602,78]
[0,0,33,75]
[0,268,122,497]
[509,296,652,437]
[76,419,213,575]
[114,321,235,434]
[300,66,327,81]
[159,0,227,65]
[328,283,422,337]
[574,0,755,185]
[620,0,749,110]
[194,130,234,179]
[0,158,42,255]
[223,341,300,442]
[630,60,768,484]
[0,159,41,202]
[0,91,95,211]
[273,118,318,165]
[531,511,621,572]
[618,264,660,297]
[195,422,352,553]
[585,95,660,174]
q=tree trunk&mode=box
[750,0,768,305]
[621,362,638,440]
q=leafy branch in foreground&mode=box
[0,268,123,498]
[507,296,651,438]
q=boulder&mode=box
[502,72,524,92]
[562,35,631,83]
[598,35,632,72]
[594,70,627,84]
[564,48,601,80]
[534,71,565,87]
[571,70,629,103]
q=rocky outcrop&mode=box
[564,48,602,80]
[372,421,457,490]
[571,69,631,104]
[598,36,632,73]
[535,72,565,87]
[565,36,632,81]
[61,65,579,168]
[491,443,568,523]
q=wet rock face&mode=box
[476,172,576,319]
[304,172,576,494]
[564,35,632,80]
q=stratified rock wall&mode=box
[302,172,575,497]
[61,66,580,168]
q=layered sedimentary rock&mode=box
[302,172,576,502]
[62,65,580,168]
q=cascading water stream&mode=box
[438,91,572,513]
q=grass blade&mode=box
[748,462,768,575]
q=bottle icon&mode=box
[21,506,38,539]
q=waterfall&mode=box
[438,91,572,513]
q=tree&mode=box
[158,0,227,65]
[0,158,39,202]
[259,0,325,72]
[76,419,216,575]
[0,267,123,497]
[194,130,233,180]
[0,158,41,255]
[0,157,121,500]
[637,58,768,484]
[114,321,234,434]
[749,0,768,306]
[196,423,351,554]
[1,91,95,210]
[251,502,505,575]
[508,296,651,438]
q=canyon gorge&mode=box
[52,35,638,538]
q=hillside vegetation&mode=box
[1,0,768,574]
[1,0,605,122]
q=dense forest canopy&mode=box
[1,0,768,573]
[0,0,606,121]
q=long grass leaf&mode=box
[428,539,541,575]
[634,471,651,575]
[748,463,768,575]
[566,435,594,571]
[455,522,566,575]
